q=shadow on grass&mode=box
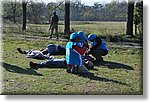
[94,61,134,70]
[78,72,128,86]
[2,62,43,76]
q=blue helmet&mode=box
[77,31,84,39]
[77,31,86,42]
[88,34,96,41]
[70,33,79,40]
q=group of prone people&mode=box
[17,31,109,74]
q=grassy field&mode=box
[1,21,143,95]
[1,35,143,95]
[3,21,127,37]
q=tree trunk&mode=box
[126,1,134,36]
[22,1,27,31]
[12,1,16,23]
[64,0,70,35]
[138,24,142,35]
[135,24,137,35]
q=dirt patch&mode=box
[109,42,142,48]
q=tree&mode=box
[22,0,27,31]
[3,1,22,23]
[70,0,84,21]
[126,0,134,36]
[3,0,129,24]
[64,0,70,35]
[11,0,17,23]
[3,1,13,21]
[134,1,143,35]
[28,2,43,24]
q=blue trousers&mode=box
[38,58,66,68]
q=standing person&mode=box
[49,10,59,39]
[87,34,109,62]
[66,33,89,74]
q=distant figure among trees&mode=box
[49,10,59,39]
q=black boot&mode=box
[17,48,27,54]
[96,57,103,63]
[57,35,59,39]
[29,61,39,70]
[49,35,52,39]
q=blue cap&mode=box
[88,34,96,41]
[80,35,86,43]
[70,33,80,40]
[77,31,86,43]
[77,31,84,39]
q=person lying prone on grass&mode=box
[17,48,54,60]
[17,44,66,60]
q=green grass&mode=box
[3,21,142,44]
[3,21,126,37]
[1,36,143,95]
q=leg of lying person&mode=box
[39,58,66,68]
[30,58,66,70]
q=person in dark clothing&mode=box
[88,34,109,62]
[49,10,59,39]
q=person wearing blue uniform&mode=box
[77,31,94,61]
[66,33,89,74]
[77,31,87,47]
[88,34,109,62]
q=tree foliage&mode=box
[3,0,128,23]
[3,0,22,23]
[134,1,143,34]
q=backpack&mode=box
[47,44,58,54]
[57,45,66,55]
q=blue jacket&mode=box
[91,39,109,51]
[66,42,82,66]
[79,35,87,47]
